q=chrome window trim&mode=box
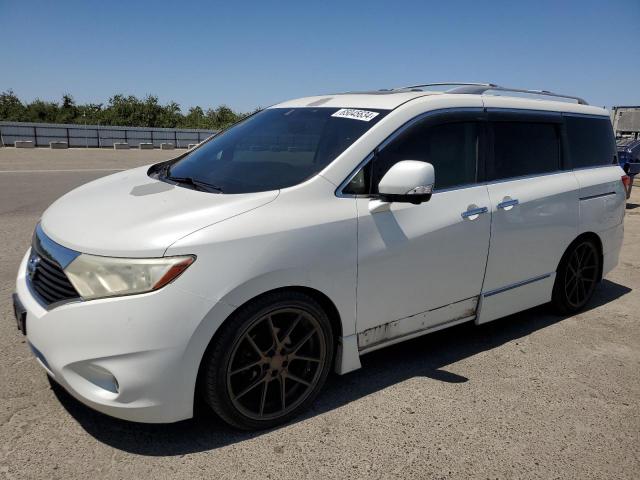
[335,152,375,198]
[485,108,563,121]
[335,107,616,200]
[473,168,569,186]
[560,112,612,120]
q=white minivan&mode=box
[13,83,628,430]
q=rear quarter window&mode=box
[565,116,616,168]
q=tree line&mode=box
[0,90,255,130]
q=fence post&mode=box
[66,127,70,147]
[174,130,178,148]
[33,126,38,146]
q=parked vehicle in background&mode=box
[617,138,640,198]
[12,83,628,430]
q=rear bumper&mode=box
[602,222,624,278]
[14,250,233,423]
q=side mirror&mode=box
[378,160,435,204]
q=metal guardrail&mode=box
[0,121,218,148]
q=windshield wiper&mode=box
[164,174,224,193]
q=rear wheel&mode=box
[201,291,333,430]
[552,239,601,314]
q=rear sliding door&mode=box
[477,108,579,324]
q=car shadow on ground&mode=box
[50,279,632,456]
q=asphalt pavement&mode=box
[1,148,638,479]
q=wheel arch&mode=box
[193,285,345,410]
[559,231,604,281]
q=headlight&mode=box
[64,254,195,300]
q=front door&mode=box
[351,112,492,350]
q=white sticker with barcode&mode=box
[331,108,379,122]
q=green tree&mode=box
[24,99,59,122]
[0,90,26,121]
[77,103,103,125]
[57,94,78,123]
[0,91,249,129]
[205,105,246,129]
[182,106,207,129]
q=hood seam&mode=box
[162,190,281,256]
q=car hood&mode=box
[40,166,279,257]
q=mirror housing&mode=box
[378,160,435,204]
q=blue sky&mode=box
[1,0,638,112]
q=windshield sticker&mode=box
[331,108,380,122]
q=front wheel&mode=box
[201,291,334,430]
[552,239,601,314]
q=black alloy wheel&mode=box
[552,239,601,313]
[201,291,333,430]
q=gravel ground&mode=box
[0,148,638,480]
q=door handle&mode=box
[461,206,488,219]
[497,198,519,210]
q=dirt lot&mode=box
[0,148,638,479]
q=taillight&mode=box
[621,175,631,191]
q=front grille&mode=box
[29,252,80,306]
[28,225,81,308]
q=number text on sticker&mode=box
[331,109,380,122]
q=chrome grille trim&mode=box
[28,224,81,309]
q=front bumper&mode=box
[14,249,233,423]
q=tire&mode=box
[201,290,334,430]
[551,239,601,314]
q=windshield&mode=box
[158,107,388,193]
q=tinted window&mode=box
[488,122,560,180]
[565,116,616,168]
[162,107,387,194]
[345,121,478,194]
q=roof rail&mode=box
[394,82,588,105]
[398,82,498,90]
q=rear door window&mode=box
[487,122,560,180]
[565,116,616,168]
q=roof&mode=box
[271,83,606,115]
[272,91,437,110]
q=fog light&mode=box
[73,363,120,394]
